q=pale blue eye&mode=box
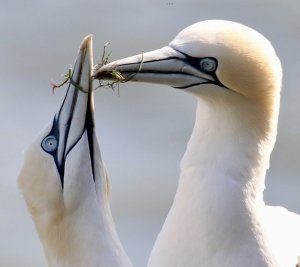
[42,136,58,153]
[199,58,217,72]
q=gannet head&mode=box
[18,36,116,266]
[18,35,102,216]
[94,20,282,104]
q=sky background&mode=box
[1,1,300,266]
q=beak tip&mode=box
[69,35,94,94]
[92,64,105,79]
[92,62,117,80]
[80,34,93,48]
[79,34,93,54]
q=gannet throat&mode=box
[93,20,300,267]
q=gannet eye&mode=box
[199,58,217,72]
[42,136,58,153]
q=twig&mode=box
[50,66,86,94]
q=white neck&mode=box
[34,195,132,267]
[20,134,134,267]
[148,91,280,267]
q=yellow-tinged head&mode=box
[171,20,282,100]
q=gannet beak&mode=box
[42,35,94,187]
[93,45,224,89]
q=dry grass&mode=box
[50,43,143,95]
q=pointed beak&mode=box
[45,35,94,186]
[93,45,222,89]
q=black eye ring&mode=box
[199,58,217,72]
[41,135,58,153]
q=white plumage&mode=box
[19,36,133,267]
[19,20,300,267]
[95,20,300,267]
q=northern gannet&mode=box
[18,36,133,267]
[93,20,300,267]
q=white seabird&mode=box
[94,20,300,267]
[19,36,133,267]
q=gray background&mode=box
[0,1,299,266]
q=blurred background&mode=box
[0,0,299,266]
